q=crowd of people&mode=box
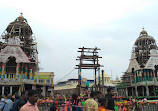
[0,89,39,111]
[83,88,115,111]
[61,88,115,111]
[0,88,116,111]
[1,88,143,111]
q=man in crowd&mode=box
[3,94,13,111]
[11,91,28,111]
[84,91,98,111]
[0,95,6,111]
[98,98,109,111]
[20,89,39,111]
[105,88,115,111]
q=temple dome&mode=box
[134,28,156,46]
[133,28,158,67]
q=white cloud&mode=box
[0,0,157,30]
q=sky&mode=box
[0,0,158,83]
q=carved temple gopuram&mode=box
[117,28,158,99]
[0,13,53,96]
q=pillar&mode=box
[146,86,149,96]
[154,86,156,96]
[130,75,132,85]
[132,87,133,96]
[2,86,4,95]
[42,86,46,97]
[102,70,104,94]
[142,87,144,96]
[125,88,128,97]
[18,86,21,96]
[153,70,156,82]
[98,68,100,85]
[51,88,54,97]
[78,69,81,95]
[10,86,12,95]
[94,68,97,86]
[135,86,138,97]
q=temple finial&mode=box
[20,12,23,16]
[140,27,148,36]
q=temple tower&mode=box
[0,13,38,95]
[117,28,158,99]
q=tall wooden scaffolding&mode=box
[76,47,103,94]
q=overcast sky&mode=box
[1,0,158,83]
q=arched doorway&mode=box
[6,56,17,78]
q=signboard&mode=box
[34,75,50,79]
